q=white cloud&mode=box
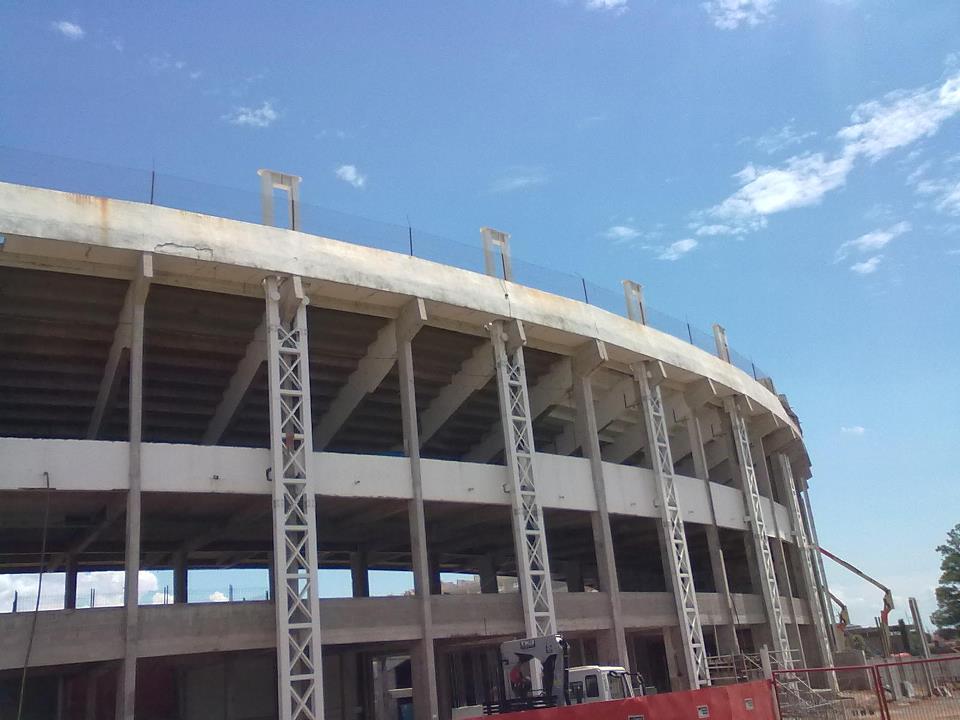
[603,225,641,242]
[658,238,698,261]
[938,182,960,215]
[148,54,187,73]
[0,571,160,611]
[111,38,124,52]
[335,164,366,189]
[834,221,910,262]
[708,153,853,233]
[223,101,278,128]
[838,75,960,161]
[52,20,85,40]
[694,223,739,236]
[208,591,229,602]
[702,70,960,234]
[841,425,866,435]
[703,0,776,30]
[585,0,629,14]
[747,121,817,155]
[850,255,883,275]
[490,169,548,193]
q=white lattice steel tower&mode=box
[635,364,711,688]
[490,319,558,643]
[265,275,325,720]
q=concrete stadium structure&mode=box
[0,176,836,720]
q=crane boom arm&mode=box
[818,547,894,623]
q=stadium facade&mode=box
[0,176,834,720]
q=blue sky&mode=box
[1,1,959,629]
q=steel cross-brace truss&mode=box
[775,454,834,667]
[265,275,325,720]
[634,363,711,688]
[725,398,793,667]
[490,319,558,642]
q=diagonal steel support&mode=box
[634,362,711,688]
[265,275,324,720]
[725,397,793,666]
[489,319,558,652]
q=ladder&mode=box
[776,454,834,669]
[265,276,325,720]
[635,365,711,688]
[490,320,557,641]
[725,399,793,667]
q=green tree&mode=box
[932,523,960,629]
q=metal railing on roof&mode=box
[0,145,771,383]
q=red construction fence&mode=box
[519,679,776,720]
[773,655,960,720]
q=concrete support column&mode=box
[351,549,370,598]
[684,405,740,656]
[662,627,684,692]
[751,432,804,666]
[119,254,151,720]
[572,342,629,670]
[64,555,79,610]
[562,561,585,593]
[267,551,275,602]
[478,555,499,594]
[428,555,443,596]
[173,550,188,604]
[395,299,439,720]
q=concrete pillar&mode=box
[119,255,151,720]
[478,555,499,594]
[65,555,79,610]
[351,549,370,598]
[572,344,629,670]
[173,550,188,604]
[562,561,585,593]
[662,627,684,692]
[395,304,440,720]
[428,554,443,596]
[751,431,804,666]
[267,551,275,602]
[684,405,740,656]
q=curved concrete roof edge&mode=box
[0,181,798,435]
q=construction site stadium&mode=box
[0,164,955,720]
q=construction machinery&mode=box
[452,635,640,718]
[827,590,851,633]
[819,547,894,650]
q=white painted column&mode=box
[118,254,152,720]
[572,342,629,670]
[395,299,439,720]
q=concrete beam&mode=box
[86,254,153,439]
[315,299,427,449]
[462,356,572,463]
[555,374,635,456]
[202,320,266,445]
[47,498,127,572]
[417,341,495,448]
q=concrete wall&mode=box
[0,438,795,538]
